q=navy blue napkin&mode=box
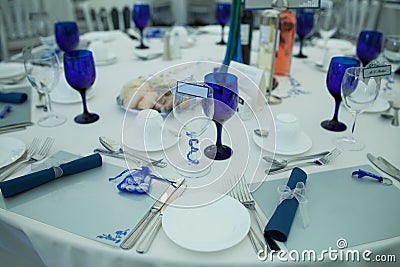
[0,153,102,198]
[0,92,28,104]
[264,167,308,242]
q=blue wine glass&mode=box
[215,2,231,45]
[55,21,79,52]
[64,50,99,124]
[321,56,360,132]
[356,30,383,67]
[295,10,314,58]
[132,3,150,49]
[204,72,238,160]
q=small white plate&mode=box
[314,38,353,51]
[81,31,116,43]
[0,137,26,169]
[123,127,178,152]
[0,63,25,80]
[50,75,95,104]
[95,53,118,66]
[162,192,250,252]
[364,98,391,113]
[253,131,312,155]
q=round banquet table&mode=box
[0,30,399,267]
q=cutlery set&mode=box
[120,177,185,251]
[94,136,167,168]
[0,137,54,181]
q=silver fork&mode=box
[0,137,54,181]
[267,148,342,175]
[228,176,266,254]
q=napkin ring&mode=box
[278,182,310,228]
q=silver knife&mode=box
[136,184,187,253]
[377,156,400,179]
[120,177,185,249]
[367,153,400,183]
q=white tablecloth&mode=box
[0,31,399,267]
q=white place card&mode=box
[245,0,320,9]
[363,65,392,78]
[230,60,266,110]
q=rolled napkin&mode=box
[0,92,28,103]
[264,167,308,242]
[0,153,102,198]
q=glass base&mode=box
[174,158,213,178]
[136,43,149,49]
[204,144,232,160]
[37,113,66,127]
[216,40,226,45]
[74,112,99,124]
[294,53,308,58]
[267,94,282,105]
[321,120,347,132]
[336,136,365,151]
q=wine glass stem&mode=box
[220,25,225,43]
[299,38,304,56]
[79,91,90,115]
[186,134,199,165]
[215,121,223,147]
[332,97,341,122]
[351,112,359,135]
[44,90,52,114]
[139,28,144,47]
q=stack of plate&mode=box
[0,63,27,85]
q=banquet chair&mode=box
[0,0,75,61]
[80,0,174,32]
[339,0,382,39]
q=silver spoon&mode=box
[99,136,167,168]
[254,129,269,137]
[263,151,330,171]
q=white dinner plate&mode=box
[253,131,312,155]
[162,192,250,252]
[95,53,118,66]
[0,63,26,79]
[0,137,26,169]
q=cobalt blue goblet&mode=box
[356,30,383,67]
[64,50,99,124]
[132,3,150,49]
[321,56,360,132]
[295,10,314,58]
[204,72,238,160]
[215,2,231,45]
[55,21,79,52]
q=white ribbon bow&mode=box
[277,182,310,228]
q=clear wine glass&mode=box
[295,10,314,58]
[132,2,151,49]
[317,10,337,51]
[215,1,231,45]
[321,56,360,132]
[204,72,238,160]
[383,35,400,67]
[337,66,381,150]
[30,12,56,50]
[55,21,80,52]
[63,50,99,124]
[356,30,383,67]
[172,80,214,177]
[23,46,66,127]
